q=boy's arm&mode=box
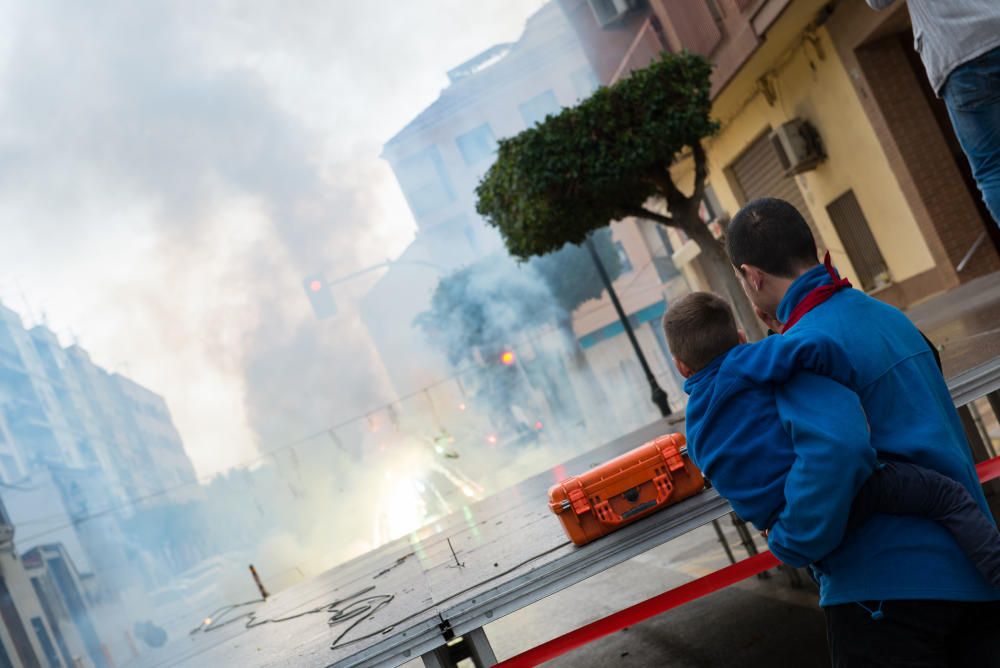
[737,333,857,389]
[766,372,878,567]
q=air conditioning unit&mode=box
[587,0,639,28]
[769,118,825,176]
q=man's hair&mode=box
[726,197,818,277]
[663,292,741,372]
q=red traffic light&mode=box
[500,351,515,366]
[303,274,337,319]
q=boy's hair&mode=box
[727,197,818,277]
[663,292,741,372]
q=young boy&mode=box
[663,291,1000,586]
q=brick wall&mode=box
[855,34,1000,282]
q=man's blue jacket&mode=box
[685,265,999,606]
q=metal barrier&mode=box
[493,455,1000,668]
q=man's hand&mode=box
[755,305,783,333]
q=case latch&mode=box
[566,480,591,515]
[664,448,685,473]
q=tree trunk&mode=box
[675,214,766,341]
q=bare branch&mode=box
[622,206,678,228]
[647,169,686,207]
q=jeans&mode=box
[942,46,1000,226]
[826,599,1000,667]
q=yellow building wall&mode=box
[686,24,936,288]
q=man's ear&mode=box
[737,329,748,344]
[740,264,765,292]
[674,356,695,379]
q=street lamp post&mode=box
[584,236,672,417]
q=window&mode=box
[30,578,72,668]
[519,90,560,128]
[32,341,61,381]
[614,242,633,273]
[0,325,20,368]
[570,67,600,100]
[0,577,39,667]
[652,228,680,281]
[31,618,60,668]
[698,184,724,223]
[826,190,890,292]
[455,124,497,166]
[394,146,456,217]
[656,226,675,255]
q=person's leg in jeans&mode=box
[942,46,1000,226]
[953,600,1000,666]
[848,461,1000,586]
[825,600,958,668]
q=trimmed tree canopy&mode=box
[475,51,764,339]
[476,52,718,259]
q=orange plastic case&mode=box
[548,433,705,546]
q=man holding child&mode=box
[664,197,1000,666]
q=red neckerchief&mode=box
[781,252,851,333]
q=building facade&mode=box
[366,1,689,440]
[0,300,202,662]
[0,496,96,668]
[561,0,1000,311]
[368,1,605,399]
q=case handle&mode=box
[592,473,674,525]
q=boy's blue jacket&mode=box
[683,334,870,536]
[685,265,999,606]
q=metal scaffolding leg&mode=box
[730,513,769,579]
[712,519,737,565]
[780,564,805,588]
[959,403,1000,523]
[464,627,498,666]
[421,650,447,668]
[422,627,496,668]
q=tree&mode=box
[476,52,763,338]
[531,228,622,328]
[413,236,622,437]
[414,231,621,368]
[413,254,551,367]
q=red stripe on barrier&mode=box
[492,454,1000,668]
[977,456,1000,483]
[492,551,780,668]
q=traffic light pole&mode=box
[584,236,671,417]
[304,258,446,319]
[326,258,444,289]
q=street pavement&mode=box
[906,270,1000,378]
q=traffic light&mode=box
[303,274,337,319]
[499,350,516,366]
